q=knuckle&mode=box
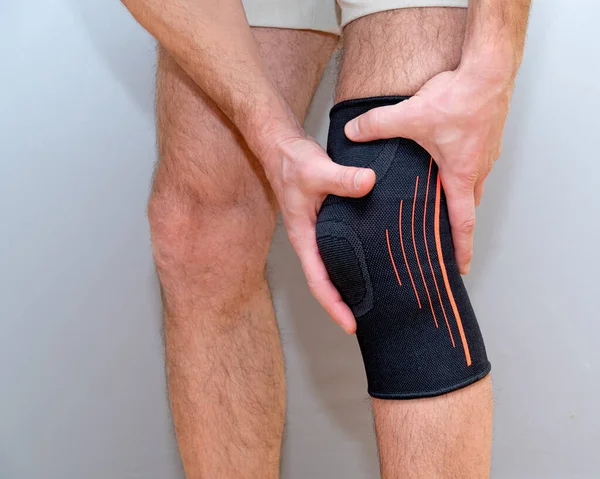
[360,111,377,137]
[456,168,479,186]
[453,179,477,196]
[459,216,477,235]
[372,109,388,137]
[450,178,476,195]
[335,167,353,192]
[447,162,477,186]
[368,110,380,136]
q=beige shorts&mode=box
[243,0,468,35]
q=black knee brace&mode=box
[316,96,491,399]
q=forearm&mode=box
[460,0,531,80]
[120,0,300,161]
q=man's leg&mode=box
[335,9,493,478]
[150,28,337,479]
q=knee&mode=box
[148,173,276,295]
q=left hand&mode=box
[344,66,514,274]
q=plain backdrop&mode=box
[1,1,599,478]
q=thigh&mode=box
[153,28,337,234]
[336,7,467,101]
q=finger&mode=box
[308,161,376,198]
[344,97,423,142]
[289,225,357,333]
[474,179,485,207]
[442,175,477,275]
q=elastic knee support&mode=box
[316,96,491,399]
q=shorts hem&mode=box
[340,0,469,28]
[244,0,469,34]
[247,20,340,35]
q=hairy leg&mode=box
[151,28,337,479]
[336,9,493,479]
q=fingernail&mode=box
[464,263,471,275]
[354,170,365,190]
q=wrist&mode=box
[460,40,521,84]
[232,87,304,166]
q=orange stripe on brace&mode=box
[386,229,402,286]
[399,200,421,308]
[412,177,438,328]
[424,160,455,347]
[434,174,472,366]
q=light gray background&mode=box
[1,1,598,478]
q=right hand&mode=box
[262,133,376,334]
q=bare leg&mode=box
[336,9,493,479]
[151,29,337,479]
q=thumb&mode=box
[312,161,376,198]
[344,97,423,142]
